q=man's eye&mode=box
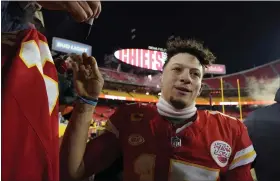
[192,72,201,77]
[173,67,182,72]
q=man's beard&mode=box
[170,96,187,109]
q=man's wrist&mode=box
[82,96,99,102]
[75,101,95,113]
[77,95,98,106]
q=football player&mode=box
[60,38,256,181]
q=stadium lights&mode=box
[219,102,238,105]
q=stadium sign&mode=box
[148,46,166,52]
[205,64,226,75]
[114,48,226,74]
[52,37,92,55]
[114,49,166,71]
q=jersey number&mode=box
[134,154,220,181]
[19,40,58,115]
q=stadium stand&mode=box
[97,59,279,104]
[204,59,280,89]
[203,79,223,90]
[102,89,131,98]
[223,74,246,89]
[100,59,280,90]
[94,106,115,118]
[100,68,144,84]
[129,92,158,100]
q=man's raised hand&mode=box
[71,53,104,99]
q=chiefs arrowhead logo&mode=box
[128,134,145,146]
[210,140,232,167]
[130,113,144,122]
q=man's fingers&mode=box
[80,65,86,72]
[88,56,99,72]
[86,65,91,70]
[87,1,100,18]
[71,53,103,81]
[40,1,101,22]
[82,52,88,59]
[71,61,79,72]
[88,56,102,79]
[71,54,83,65]
[64,1,88,22]
[71,61,79,79]
[95,3,102,19]
[82,53,91,66]
[78,1,93,20]
[86,56,97,68]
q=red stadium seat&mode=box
[93,106,116,121]
[203,79,221,89]
[243,65,276,80]
[203,59,279,89]
[223,74,246,88]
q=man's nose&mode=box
[179,70,191,84]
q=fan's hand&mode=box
[38,1,101,22]
[71,53,104,99]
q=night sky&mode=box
[43,1,280,74]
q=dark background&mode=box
[43,1,280,74]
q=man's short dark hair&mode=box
[163,37,216,69]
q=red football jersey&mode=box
[2,29,59,181]
[84,104,256,181]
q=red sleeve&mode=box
[83,132,121,177]
[83,106,125,177]
[224,122,256,181]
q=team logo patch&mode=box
[128,134,145,146]
[210,140,232,167]
[130,113,144,122]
